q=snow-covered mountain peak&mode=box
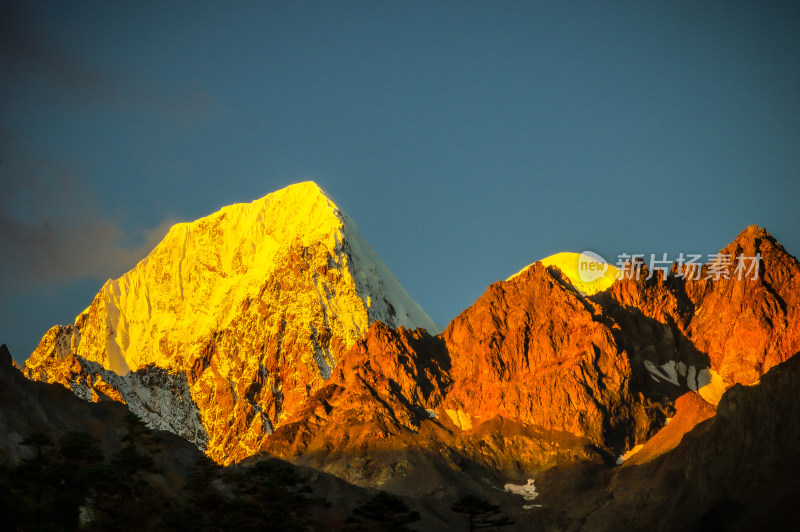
[25,180,439,461]
[32,181,436,377]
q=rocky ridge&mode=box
[259,225,800,493]
[592,226,800,403]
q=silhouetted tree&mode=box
[229,459,329,531]
[7,430,339,531]
[345,491,421,531]
[0,460,26,530]
[165,456,330,532]
[7,430,170,531]
[163,455,226,531]
[451,495,514,531]
[8,431,104,528]
[20,432,53,460]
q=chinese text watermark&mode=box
[577,252,761,283]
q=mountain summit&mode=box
[25,181,438,461]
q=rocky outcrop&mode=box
[683,226,800,385]
[264,323,449,458]
[442,262,665,452]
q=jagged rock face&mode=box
[23,326,208,449]
[263,323,605,488]
[441,262,664,451]
[592,226,800,402]
[24,182,438,464]
[22,209,800,480]
[683,226,800,385]
[264,323,450,459]
[262,263,697,483]
[591,271,717,401]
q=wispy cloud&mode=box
[0,1,213,295]
[0,157,176,292]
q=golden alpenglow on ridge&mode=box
[508,252,618,295]
[24,181,439,463]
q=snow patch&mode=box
[697,368,729,405]
[659,361,680,386]
[643,360,729,404]
[687,365,698,391]
[616,444,644,465]
[444,409,472,431]
[643,360,680,386]
[77,358,209,450]
[504,479,540,509]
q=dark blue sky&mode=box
[2,1,799,363]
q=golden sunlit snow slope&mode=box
[508,252,618,295]
[47,181,437,374]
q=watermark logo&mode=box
[577,251,610,283]
[573,251,761,283]
[612,252,762,281]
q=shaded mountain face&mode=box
[0,344,198,479]
[528,349,800,532]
